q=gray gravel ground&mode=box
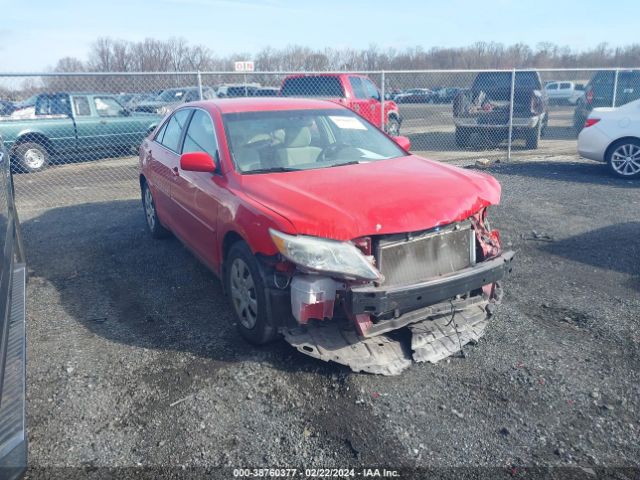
[17,156,640,479]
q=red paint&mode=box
[140,98,502,280]
[353,314,373,336]
[296,300,335,325]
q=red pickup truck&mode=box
[280,74,402,136]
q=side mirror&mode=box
[393,135,411,151]
[180,151,216,173]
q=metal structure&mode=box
[0,68,636,209]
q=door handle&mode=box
[172,166,180,176]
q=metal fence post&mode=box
[612,68,619,107]
[197,71,203,100]
[380,70,386,130]
[507,68,516,161]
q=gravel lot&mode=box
[16,153,640,478]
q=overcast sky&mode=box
[1,0,638,71]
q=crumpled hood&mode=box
[240,155,501,240]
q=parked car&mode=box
[117,93,156,110]
[394,88,434,104]
[432,87,463,103]
[453,71,548,149]
[0,136,27,479]
[574,70,640,131]
[252,87,279,97]
[280,74,402,135]
[133,86,217,114]
[139,98,513,374]
[0,92,162,172]
[578,98,640,178]
[0,101,15,117]
[544,81,584,105]
[217,84,260,98]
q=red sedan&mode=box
[139,98,514,375]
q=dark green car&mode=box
[0,93,162,172]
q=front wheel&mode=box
[386,117,401,136]
[224,242,278,345]
[13,142,49,173]
[606,139,640,178]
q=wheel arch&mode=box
[604,136,640,162]
[12,132,54,155]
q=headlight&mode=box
[269,229,382,281]
[157,106,171,115]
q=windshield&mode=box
[224,108,406,173]
[281,77,344,97]
[157,89,189,102]
[473,71,541,90]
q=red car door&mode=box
[147,109,192,230]
[170,108,222,269]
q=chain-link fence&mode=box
[0,68,637,209]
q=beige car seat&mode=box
[275,126,322,167]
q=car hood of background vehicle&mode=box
[239,155,501,240]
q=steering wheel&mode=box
[318,142,352,162]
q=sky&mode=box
[1,0,639,72]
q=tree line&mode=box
[53,37,640,73]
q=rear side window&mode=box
[159,109,191,152]
[281,76,345,97]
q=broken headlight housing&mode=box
[269,229,382,281]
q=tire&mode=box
[13,142,49,173]
[606,139,640,179]
[141,181,170,239]
[525,123,541,149]
[224,241,277,345]
[455,127,472,148]
[386,117,401,136]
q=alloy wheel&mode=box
[611,143,640,176]
[229,258,258,329]
[144,186,156,231]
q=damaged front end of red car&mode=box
[262,206,514,376]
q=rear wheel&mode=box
[606,139,640,178]
[141,181,170,238]
[525,122,541,149]
[13,142,49,173]
[224,242,278,345]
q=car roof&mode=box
[185,97,343,114]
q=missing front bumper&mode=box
[283,296,494,376]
